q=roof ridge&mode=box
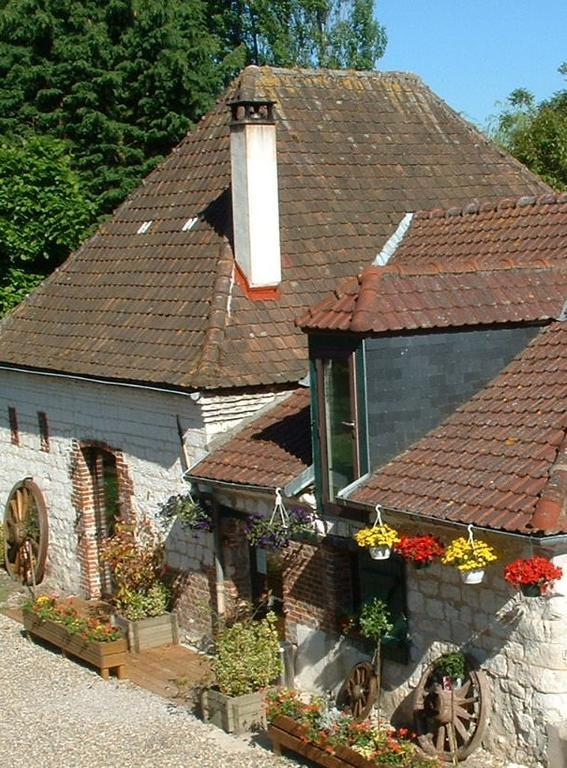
[414,191,567,221]
[530,429,567,533]
[379,257,565,277]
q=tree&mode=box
[207,0,387,72]
[492,64,567,190]
[0,0,224,215]
[0,135,94,314]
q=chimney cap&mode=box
[229,65,276,125]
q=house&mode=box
[0,66,560,762]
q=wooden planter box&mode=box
[268,714,376,768]
[23,609,128,680]
[201,687,268,734]
[113,611,179,653]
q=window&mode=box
[353,553,409,664]
[8,406,19,445]
[316,351,360,502]
[38,411,49,452]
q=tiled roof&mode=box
[349,322,567,534]
[299,194,567,333]
[0,67,549,390]
[190,387,311,489]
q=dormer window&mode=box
[315,345,362,503]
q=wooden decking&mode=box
[2,601,213,705]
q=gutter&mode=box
[0,363,199,398]
[336,493,555,544]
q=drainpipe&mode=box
[211,497,226,625]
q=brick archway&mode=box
[70,440,133,598]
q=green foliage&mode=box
[358,597,392,643]
[207,0,387,72]
[0,135,94,314]
[434,651,466,681]
[99,519,171,620]
[214,612,283,696]
[0,0,224,216]
[491,64,567,190]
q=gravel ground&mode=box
[0,603,521,768]
[0,612,298,768]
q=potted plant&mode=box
[201,611,283,734]
[504,555,563,597]
[23,594,127,679]
[441,536,497,583]
[266,688,440,767]
[433,651,467,688]
[100,519,178,652]
[354,523,400,560]
[395,534,445,568]
[244,506,313,550]
[159,491,212,532]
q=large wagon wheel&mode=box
[413,656,490,762]
[3,479,48,585]
[336,661,378,720]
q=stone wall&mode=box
[0,369,282,599]
[286,515,567,768]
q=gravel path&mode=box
[0,608,521,768]
[0,613,297,768]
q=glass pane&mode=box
[324,358,355,499]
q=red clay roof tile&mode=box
[0,67,550,390]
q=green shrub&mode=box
[214,612,283,697]
[435,651,467,681]
[359,597,393,643]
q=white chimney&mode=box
[229,93,281,288]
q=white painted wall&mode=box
[0,369,283,592]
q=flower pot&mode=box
[520,583,543,598]
[23,609,128,679]
[201,687,270,734]
[461,568,485,584]
[112,611,179,653]
[369,546,391,560]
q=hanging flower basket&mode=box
[504,556,563,597]
[442,531,497,584]
[354,505,399,559]
[159,491,212,532]
[244,491,313,551]
[369,545,391,560]
[461,568,485,585]
[395,534,445,568]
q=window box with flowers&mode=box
[441,535,497,584]
[266,688,440,767]
[504,555,563,597]
[100,520,178,652]
[394,535,445,569]
[23,595,128,679]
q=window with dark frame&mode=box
[8,406,19,445]
[316,350,361,504]
[351,551,410,664]
[38,411,50,452]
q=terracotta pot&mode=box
[369,546,391,560]
[461,568,485,584]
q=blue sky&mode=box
[377,1,566,129]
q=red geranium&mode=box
[395,534,445,565]
[504,556,563,591]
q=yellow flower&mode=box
[354,524,400,549]
[442,537,497,571]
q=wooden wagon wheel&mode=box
[413,656,490,762]
[336,661,378,720]
[3,479,48,585]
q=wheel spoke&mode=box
[454,716,470,741]
[435,725,446,752]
